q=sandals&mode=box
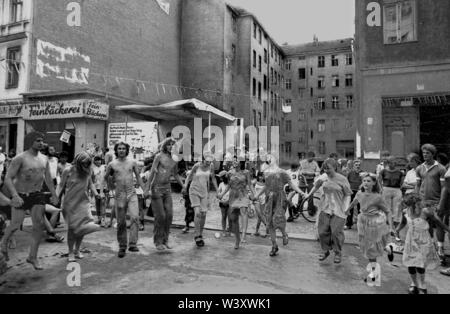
[269,246,279,257]
[182,227,189,234]
[195,236,204,247]
[440,268,450,276]
[318,251,330,261]
[334,253,342,264]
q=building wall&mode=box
[30,0,182,106]
[356,0,450,170]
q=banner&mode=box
[107,122,159,160]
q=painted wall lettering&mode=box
[67,2,81,27]
[66,262,81,287]
[367,2,381,27]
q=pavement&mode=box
[0,192,449,294]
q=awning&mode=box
[115,98,236,122]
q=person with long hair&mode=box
[183,152,218,247]
[254,154,307,256]
[218,156,256,249]
[59,152,101,262]
[346,173,393,284]
[305,158,352,263]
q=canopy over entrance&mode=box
[115,98,236,122]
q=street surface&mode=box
[0,192,449,294]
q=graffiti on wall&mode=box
[36,39,90,85]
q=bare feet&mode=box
[26,258,43,270]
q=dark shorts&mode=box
[17,192,46,211]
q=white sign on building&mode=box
[107,122,159,161]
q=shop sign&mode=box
[60,130,72,143]
[0,104,25,118]
[23,99,109,121]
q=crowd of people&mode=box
[0,131,449,294]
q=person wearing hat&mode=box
[216,170,231,237]
[183,151,218,248]
[0,131,58,270]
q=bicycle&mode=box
[285,175,321,223]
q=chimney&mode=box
[313,34,318,44]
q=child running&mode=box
[217,171,231,237]
[346,173,393,283]
[397,193,449,294]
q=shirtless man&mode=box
[146,138,184,250]
[0,131,58,270]
[105,142,147,258]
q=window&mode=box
[258,82,262,100]
[270,68,273,83]
[270,92,273,108]
[299,132,305,143]
[274,71,278,85]
[6,47,21,89]
[286,120,292,133]
[278,74,281,86]
[271,44,274,58]
[310,88,314,97]
[258,29,262,44]
[232,15,237,33]
[253,110,257,125]
[275,51,278,62]
[346,95,353,109]
[231,107,235,116]
[345,119,354,129]
[311,130,314,140]
[253,23,257,38]
[298,55,305,60]
[263,101,267,118]
[252,78,256,96]
[263,75,267,90]
[298,68,306,80]
[331,55,338,66]
[332,96,339,109]
[264,49,268,63]
[345,74,353,87]
[10,0,23,23]
[318,141,326,155]
[286,79,292,90]
[258,55,262,72]
[253,50,256,68]
[298,88,305,98]
[258,112,262,126]
[285,59,291,70]
[318,97,325,110]
[318,76,325,89]
[286,142,292,156]
[310,68,313,76]
[346,53,353,65]
[318,120,326,132]
[332,75,340,87]
[299,112,305,120]
[318,55,325,68]
[332,119,339,131]
[383,0,417,44]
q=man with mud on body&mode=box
[0,131,58,270]
[105,142,147,258]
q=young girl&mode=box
[217,171,231,237]
[346,173,393,282]
[397,194,449,294]
[253,172,268,238]
[59,152,101,262]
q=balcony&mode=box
[0,20,30,42]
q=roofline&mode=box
[283,38,354,57]
[226,3,286,57]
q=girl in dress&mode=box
[218,156,256,249]
[254,154,306,256]
[253,172,268,238]
[346,173,393,282]
[59,152,101,262]
[397,193,449,294]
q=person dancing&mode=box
[254,154,306,256]
[59,152,101,262]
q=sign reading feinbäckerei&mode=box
[22,99,109,121]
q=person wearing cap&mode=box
[0,131,58,270]
[183,152,218,248]
[216,170,231,237]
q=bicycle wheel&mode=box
[299,196,320,223]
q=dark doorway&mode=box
[8,123,17,152]
[420,105,450,157]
